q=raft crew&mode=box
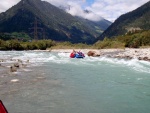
[70,50,85,58]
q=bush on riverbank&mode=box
[115,30,150,48]
[0,39,55,50]
[93,38,125,49]
[94,30,150,49]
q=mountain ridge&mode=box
[0,0,111,44]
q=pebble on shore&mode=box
[11,79,19,83]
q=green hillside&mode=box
[99,1,150,40]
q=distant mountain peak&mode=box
[84,9,92,14]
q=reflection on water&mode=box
[0,51,150,113]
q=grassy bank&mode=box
[0,30,150,50]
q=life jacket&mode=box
[70,53,75,58]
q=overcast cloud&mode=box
[0,0,149,22]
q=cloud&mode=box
[85,0,149,22]
[66,2,102,21]
[44,0,85,6]
[0,0,149,22]
[44,0,102,21]
[0,0,20,12]
[39,0,150,22]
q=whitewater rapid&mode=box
[0,51,150,74]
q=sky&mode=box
[0,0,149,22]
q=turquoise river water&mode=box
[0,51,150,113]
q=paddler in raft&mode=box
[70,49,76,58]
[77,50,85,57]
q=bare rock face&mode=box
[87,51,100,57]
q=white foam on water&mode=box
[58,52,70,58]
[98,57,150,74]
[22,69,32,72]
[1,51,150,74]
[75,55,150,74]
[27,52,150,74]
[137,78,143,81]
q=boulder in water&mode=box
[10,66,17,72]
[138,57,150,61]
[14,63,20,68]
[87,51,100,57]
